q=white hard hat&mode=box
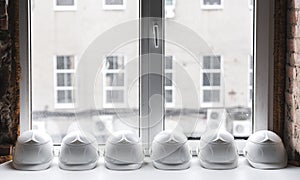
[59,131,99,170]
[151,130,191,170]
[13,130,53,171]
[244,130,287,169]
[198,130,238,169]
[104,130,144,170]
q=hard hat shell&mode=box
[198,130,238,169]
[104,130,144,170]
[244,130,287,169]
[151,130,191,170]
[59,131,99,170]
[13,130,53,171]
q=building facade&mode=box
[31,0,254,143]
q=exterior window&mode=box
[27,0,266,145]
[200,55,222,106]
[249,55,253,107]
[201,0,223,10]
[54,0,77,11]
[54,56,75,108]
[165,0,176,18]
[103,55,126,107]
[249,0,253,10]
[166,0,175,6]
[103,0,126,10]
[165,56,175,106]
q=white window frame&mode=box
[53,0,77,11]
[53,55,76,109]
[249,0,253,10]
[102,0,126,10]
[102,54,127,108]
[165,55,175,108]
[165,0,176,9]
[201,0,224,10]
[20,0,274,153]
[248,55,253,107]
[200,55,224,108]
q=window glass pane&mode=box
[203,0,221,5]
[165,56,173,69]
[57,90,73,103]
[203,73,210,86]
[31,0,139,144]
[106,90,124,103]
[105,0,123,5]
[56,0,74,6]
[165,90,173,103]
[212,73,220,86]
[165,73,173,86]
[106,73,124,86]
[106,56,124,69]
[165,0,254,138]
[56,56,65,69]
[249,72,253,86]
[57,56,75,70]
[166,0,173,6]
[57,73,73,87]
[203,56,220,69]
[249,55,253,69]
[203,90,220,102]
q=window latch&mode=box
[153,23,159,48]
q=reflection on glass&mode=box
[165,0,254,138]
[31,0,139,144]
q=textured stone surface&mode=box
[285,0,300,166]
[0,0,298,166]
[274,0,287,137]
[0,0,20,164]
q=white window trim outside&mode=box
[165,55,175,108]
[20,0,274,153]
[102,54,127,108]
[53,0,77,11]
[102,0,126,10]
[53,55,76,109]
[249,0,253,10]
[199,55,224,108]
[201,0,224,10]
[165,0,176,9]
[248,55,253,108]
[165,0,176,18]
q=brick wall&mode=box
[0,0,20,164]
[274,0,287,137]
[285,0,300,165]
[0,0,299,165]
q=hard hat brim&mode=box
[199,158,238,170]
[105,161,142,170]
[152,160,191,170]
[246,158,287,169]
[12,160,52,171]
[58,160,98,171]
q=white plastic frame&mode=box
[53,55,77,109]
[102,54,127,108]
[102,0,127,10]
[20,0,274,151]
[199,55,224,108]
[164,55,175,108]
[53,0,77,11]
[201,0,224,10]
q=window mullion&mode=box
[140,0,164,154]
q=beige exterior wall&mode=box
[32,0,252,111]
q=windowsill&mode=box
[1,157,300,180]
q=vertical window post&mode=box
[140,0,164,154]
